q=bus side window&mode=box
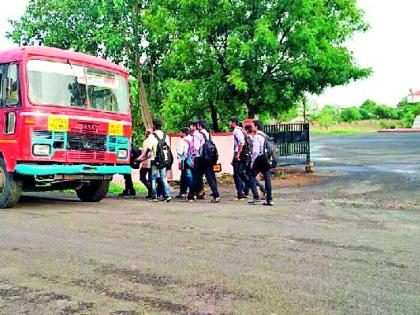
[5,64,20,107]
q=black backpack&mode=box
[153,132,174,170]
[263,135,278,169]
[200,131,219,166]
[239,131,253,164]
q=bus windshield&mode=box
[27,59,129,114]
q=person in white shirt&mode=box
[176,127,193,198]
[248,120,274,206]
[138,119,172,202]
[229,117,258,201]
[188,122,205,198]
[187,120,220,203]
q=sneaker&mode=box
[149,198,159,202]
[175,194,187,199]
[163,196,172,203]
[263,201,274,206]
[248,199,261,205]
[233,197,247,202]
[119,191,129,197]
[210,197,221,203]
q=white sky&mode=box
[0,0,419,108]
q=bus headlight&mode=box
[118,149,128,159]
[33,144,51,156]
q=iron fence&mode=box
[263,123,311,167]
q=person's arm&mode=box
[137,139,151,162]
[234,129,245,160]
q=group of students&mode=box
[121,117,275,206]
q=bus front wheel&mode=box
[0,158,22,208]
[76,180,110,202]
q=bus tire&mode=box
[0,158,22,209]
[76,180,110,202]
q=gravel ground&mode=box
[0,133,420,314]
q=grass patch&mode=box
[60,182,147,194]
[108,183,147,194]
[310,119,398,135]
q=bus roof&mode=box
[0,46,128,75]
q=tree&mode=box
[397,98,420,127]
[144,0,371,129]
[360,99,378,119]
[340,107,362,123]
[10,0,371,132]
[316,105,338,130]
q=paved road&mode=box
[0,133,419,314]
[310,133,420,200]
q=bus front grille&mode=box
[67,133,107,152]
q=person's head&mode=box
[229,117,240,130]
[145,128,153,137]
[189,122,198,132]
[244,125,253,134]
[252,120,263,132]
[152,118,162,131]
[196,120,207,131]
[180,127,190,138]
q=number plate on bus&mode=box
[108,122,123,136]
[48,116,69,132]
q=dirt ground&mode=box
[1,133,420,314]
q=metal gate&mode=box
[264,123,311,167]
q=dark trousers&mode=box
[243,173,265,196]
[233,159,258,199]
[140,168,152,198]
[249,156,272,202]
[123,173,135,193]
[189,158,219,199]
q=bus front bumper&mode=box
[15,164,132,176]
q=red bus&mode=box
[0,47,132,208]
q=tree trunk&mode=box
[136,55,153,129]
[247,107,256,119]
[209,102,220,131]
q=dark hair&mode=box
[196,119,207,130]
[180,127,190,135]
[189,121,198,128]
[153,118,162,130]
[230,117,240,125]
[253,119,263,131]
[244,125,253,133]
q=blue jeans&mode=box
[180,161,193,195]
[151,165,171,199]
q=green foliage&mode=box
[145,0,371,128]
[397,98,420,127]
[315,105,338,130]
[9,0,371,132]
[340,107,361,123]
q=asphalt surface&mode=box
[311,133,420,200]
[0,133,419,314]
